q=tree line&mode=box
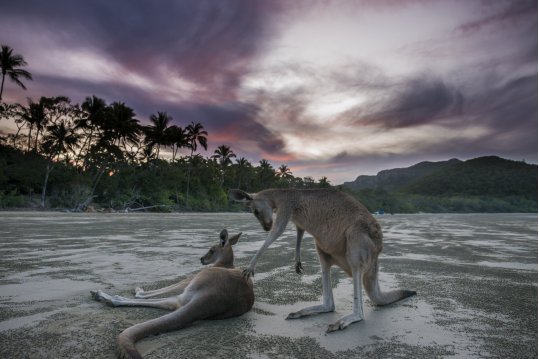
[0,95,332,211]
[4,44,532,214]
[0,44,334,211]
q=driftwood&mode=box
[124,204,171,213]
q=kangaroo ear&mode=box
[228,189,253,203]
[219,229,228,247]
[227,232,242,246]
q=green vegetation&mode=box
[344,157,537,213]
[0,96,330,211]
[0,95,536,214]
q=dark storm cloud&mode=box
[0,0,284,97]
[467,74,538,146]
[457,0,537,34]
[358,75,464,128]
[166,101,286,155]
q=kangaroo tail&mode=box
[362,258,416,306]
[117,300,206,359]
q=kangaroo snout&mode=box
[263,221,273,232]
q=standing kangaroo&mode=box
[91,229,254,359]
[229,188,416,333]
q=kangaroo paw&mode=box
[295,261,304,275]
[242,267,254,279]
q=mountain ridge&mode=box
[341,156,537,213]
[343,158,462,191]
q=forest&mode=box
[1,99,535,214]
[0,95,335,212]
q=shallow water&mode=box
[0,212,536,358]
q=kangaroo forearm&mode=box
[136,277,193,298]
[248,214,289,270]
[295,227,304,263]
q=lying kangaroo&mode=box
[229,188,416,333]
[91,229,254,359]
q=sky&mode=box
[0,0,537,184]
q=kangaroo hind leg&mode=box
[326,230,374,332]
[326,265,363,332]
[286,245,335,319]
[91,290,180,310]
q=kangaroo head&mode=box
[200,229,242,267]
[228,189,273,232]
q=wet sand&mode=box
[0,212,537,358]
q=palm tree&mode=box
[144,111,171,160]
[276,164,293,178]
[185,122,208,207]
[212,145,236,166]
[165,125,187,162]
[34,96,70,152]
[40,121,80,208]
[318,176,331,188]
[234,157,252,189]
[17,98,46,152]
[0,45,33,101]
[185,122,208,156]
[42,121,80,161]
[105,102,141,158]
[212,145,236,186]
[258,159,273,171]
[258,159,275,190]
[76,95,107,166]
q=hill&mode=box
[343,158,461,191]
[404,156,537,198]
[342,156,537,213]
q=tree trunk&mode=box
[0,73,5,101]
[34,127,40,152]
[41,163,53,208]
[185,149,194,208]
[74,168,104,212]
[185,163,192,208]
[27,125,33,153]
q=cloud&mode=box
[357,75,464,129]
[0,0,286,100]
[457,0,537,34]
[465,74,538,153]
[154,101,288,162]
[0,0,536,183]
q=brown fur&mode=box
[91,229,254,358]
[229,188,416,332]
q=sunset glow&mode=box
[0,0,536,183]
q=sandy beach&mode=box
[0,212,536,358]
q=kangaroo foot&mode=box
[286,304,335,319]
[326,313,363,333]
[91,289,118,307]
[134,287,145,298]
